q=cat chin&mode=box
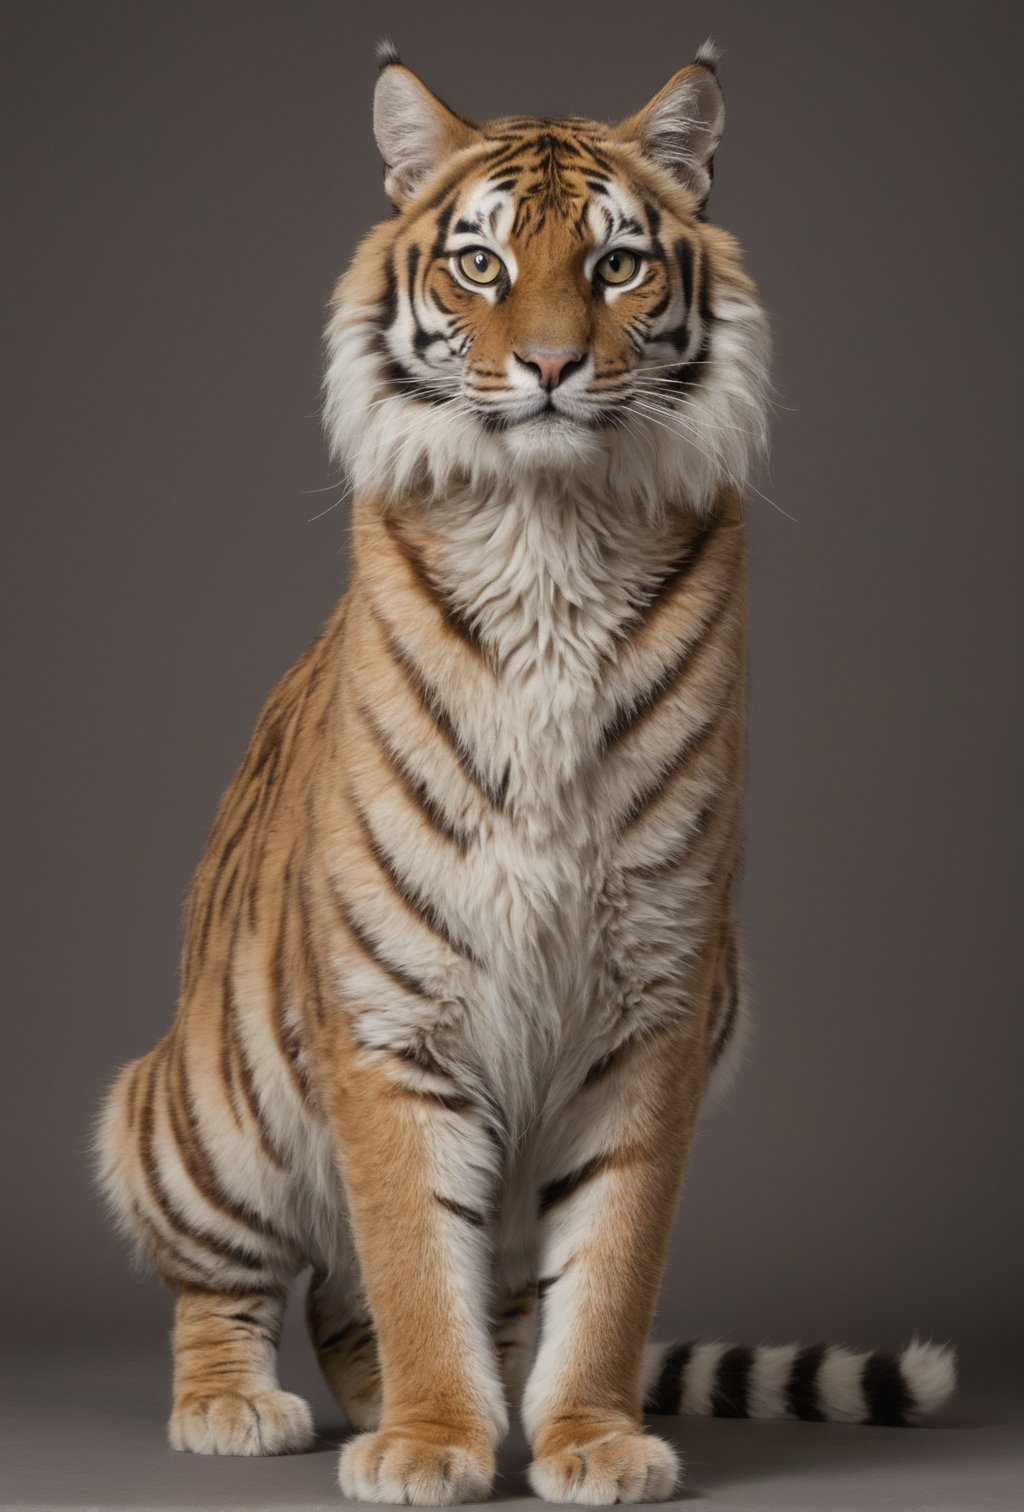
[498,414,605,470]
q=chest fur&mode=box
[333,483,745,1112]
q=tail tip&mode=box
[901,1338,957,1419]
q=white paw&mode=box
[169,1389,313,1456]
[528,1429,679,1505]
[338,1428,494,1506]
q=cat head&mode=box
[324,42,770,514]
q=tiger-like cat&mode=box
[96,42,955,1506]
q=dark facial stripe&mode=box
[662,331,712,394]
[350,790,482,967]
[332,886,431,1001]
[430,201,455,261]
[374,606,506,809]
[786,1343,828,1421]
[385,521,487,660]
[359,700,469,852]
[538,1154,609,1215]
[645,1342,693,1414]
[711,1345,754,1417]
[434,1193,487,1228]
[675,238,695,314]
[862,1352,913,1426]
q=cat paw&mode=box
[169,1389,313,1456]
[528,1429,679,1505]
[338,1428,495,1505]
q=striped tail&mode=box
[643,1338,956,1426]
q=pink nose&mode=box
[516,349,585,390]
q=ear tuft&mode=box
[617,50,726,212]
[375,36,400,72]
[373,64,477,206]
[694,37,722,74]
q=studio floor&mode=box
[3,1344,1021,1512]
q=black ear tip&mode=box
[375,36,401,73]
[694,38,722,75]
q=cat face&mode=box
[325,45,770,509]
[377,116,714,446]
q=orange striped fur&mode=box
[96,42,952,1508]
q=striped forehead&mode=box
[453,130,647,249]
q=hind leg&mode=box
[170,1286,314,1455]
[306,1269,381,1431]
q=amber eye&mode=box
[595,249,641,286]
[457,248,504,286]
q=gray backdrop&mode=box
[3,0,1021,1409]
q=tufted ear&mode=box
[616,42,726,211]
[373,40,478,206]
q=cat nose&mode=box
[515,349,586,390]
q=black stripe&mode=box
[710,991,738,1068]
[378,251,399,329]
[376,609,506,809]
[538,1155,608,1215]
[386,1045,474,1112]
[266,881,315,1110]
[645,1342,692,1414]
[616,528,715,645]
[333,888,431,1000]
[137,1051,270,1278]
[430,201,455,260]
[171,1032,283,1242]
[318,1321,364,1355]
[618,682,733,832]
[675,237,695,313]
[350,793,482,967]
[601,584,729,755]
[386,523,487,659]
[625,803,715,883]
[359,701,469,851]
[665,328,713,395]
[435,1194,487,1228]
[226,958,291,1165]
[393,1039,448,1077]
[862,1352,913,1426]
[537,1274,560,1302]
[711,1345,753,1418]
[786,1343,827,1421]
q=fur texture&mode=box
[96,45,954,1507]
